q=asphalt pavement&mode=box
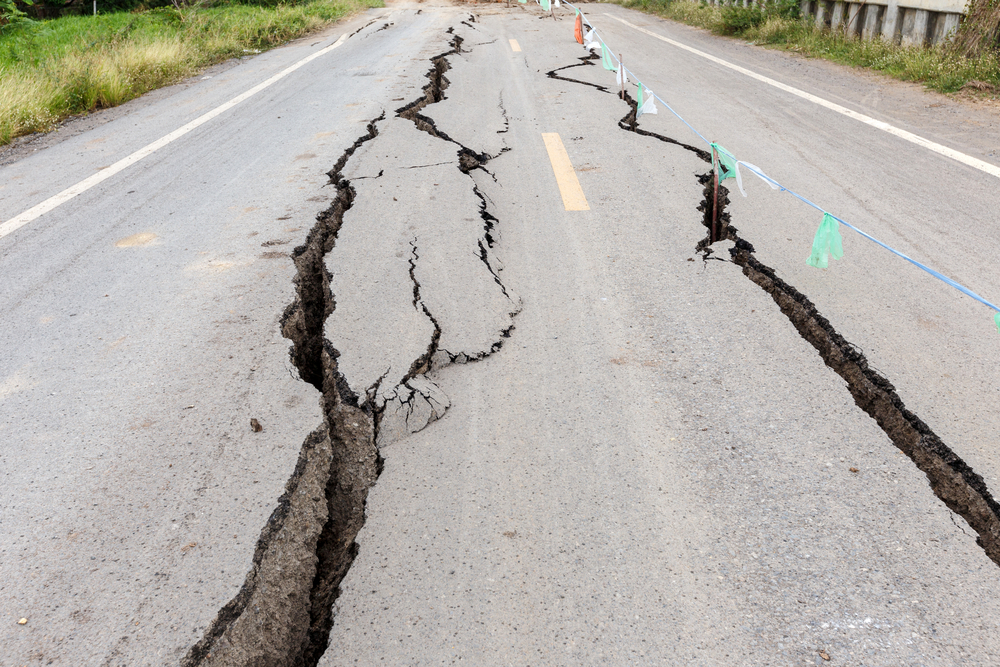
[2,1,1000,665]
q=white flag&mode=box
[616,66,628,87]
[637,93,657,118]
[735,161,780,198]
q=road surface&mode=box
[2,1,1000,665]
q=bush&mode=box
[1,0,32,26]
[720,0,799,35]
[719,4,763,33]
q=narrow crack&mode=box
[402,238,444,383]
[497,93,510,135]
[545,54,613,94]
[349,19,378,38]
[478,239,511,299]
[550,57,1000,569]
[405,161,453,169]
[474,184,498,248]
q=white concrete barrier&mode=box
[694,0,965,46]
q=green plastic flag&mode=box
[994,312,1000,333]
[540,0,550,10]
[806,213,844,269]
[637,83,644,107]
[600,43,616,71]
[709,142,737,182]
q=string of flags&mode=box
[531,0,1000,332]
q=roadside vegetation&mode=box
[0,0,381,145]
[611,0,1000,95]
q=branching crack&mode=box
[186,29,527,665]
[395,35,506,169]
[393,28,520,370]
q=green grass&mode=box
[612,0,1000,95]
[0,0,382,145]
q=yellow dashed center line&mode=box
[509,38,522,52]
[541,133,589,211]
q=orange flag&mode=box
[574,12,584,44]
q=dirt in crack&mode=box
[553,58,1000,569]
[181,114,384,667]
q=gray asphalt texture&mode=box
[2,1,1000,665]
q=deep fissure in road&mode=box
[549,58,1000,568]
[182,114,384,667]
[184,25,519,666]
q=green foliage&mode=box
[719,0,799,34]
[1,0,32,27]
[719,4,763,34]
[0,0,382,144]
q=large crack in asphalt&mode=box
[548,56,1000,569]
[182,115,383,667]
[183,26,519,667]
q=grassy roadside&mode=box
[0,0,382,145]
[610,0,1000,95]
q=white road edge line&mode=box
[604,13,1000,180]
[0,32,351,241]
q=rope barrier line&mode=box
[547,0,1000,323]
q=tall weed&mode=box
[0,0,381,145]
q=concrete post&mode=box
[939,12,960,41]
[861,4,883,39]
[902,9,930,46]
[881,0,900,41]
[846,2,865,36]
[830,1,845,29]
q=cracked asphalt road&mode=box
[2,1,1000,665]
